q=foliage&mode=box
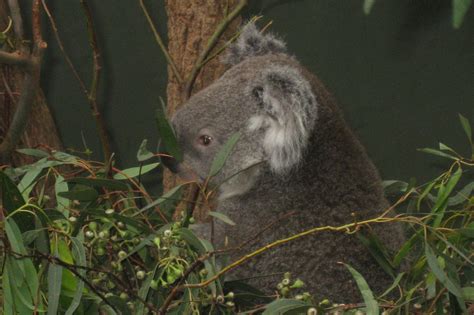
[1,115,473,314]
[363,0,472,29]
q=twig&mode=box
[0,0,47,162]
[79,0,112,162]
[7,0,24,39]
[183,0,248,99]
[0,50,31,67]
[41,0,89,97]
[139,0,182,84]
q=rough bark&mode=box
[163,0,243,213]
[0,1,62,166]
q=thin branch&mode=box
[0,50,31,67]
[183,0,248,99]
[41,0,89,97]
[80,0,112,162]
[139,0,183,84]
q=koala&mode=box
[168,23,406,302]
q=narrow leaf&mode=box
[452,0,472,28]
[156,98,182,161]
[208,211,236,226]
[16,148,50,158]
[209,132,240,177]
[418,148,458,160]
[55,175,70,216]
[113,162,160,180]
[344,263,379,315]
[137,139,154,162]
[65,237,86,315]
[363,0,376,14]
[47,247,63,315]
[262,299,310,315]
[425,243,463,297]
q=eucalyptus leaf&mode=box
[156,98,182,161]
[363,0,376,14]
[67,177,129,190]
[425,243,463,297]
[452,0,472,28]
[262,299,310,315]
[209,132,240,177]
[47,246,63,315]
[137,139,154,162]
[418,148,458,160]
[344,263,379,315]
[16,148,50,158]
[113,162,160,180]
[65,237,86,315]
[208,211,236,226]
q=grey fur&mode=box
[223,22,287,66]
[171,23,405,302]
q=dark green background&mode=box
[27,1,474,182]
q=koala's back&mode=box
[215,55,405,302]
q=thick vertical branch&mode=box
[163,0,245,198]
[0,0,55,164]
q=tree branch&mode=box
[80,0,112,162]
[183,0,247,99]
[139,0,183,84]
[0,0,46,162]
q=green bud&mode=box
[225,291,234,300]
[283,272,291,279]
[120,292,129,300]
[280,287,290,297]
[105,208,114,215]
[277,283,284,290]
[189,217,195,224]
[153,237,161,247]
[216,295,225,303]
[282,278,290,286]
[225,301,235,308]
[295,294,304,300]
[163,229,172,237]
[96,247,105,256]
[150,280,159,290]
[136,270,146,280]
[117,221,125,229]
[290,278,305,289]
[118,250,127,260]
[88,221,98,231]
[85,230,94,239]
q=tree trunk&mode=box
[163,0,243,219]
[0,1,62,167]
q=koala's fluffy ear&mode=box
[223,22,287,66]
[248,65,318,174]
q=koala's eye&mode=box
[198,135,213,146]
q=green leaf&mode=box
[47,246,63,315]
[452,0,472,28]
[156,98,182,161]
[262,299,311,315]
[417,180,436,210]
[209,132,241,177]
[0,171,25,210]
[357,233,394,278]
[58,186,98,201]
[208,211,236,226]
[16,148,50,158]
[433,166,462,227]
[65,237,86,315]
[382,180,408,195]
[462,287,474,301]
[66,177,129,190]
[418,148,458,160]
[378,272,405,298]
[458,113,473,154]
[363,0,376,14]
[137,139,154,162]
[425,243,463,297]
[344,263,379,315]
[55,175,70,216]
[113,162,160,180]
[135,184,184,217]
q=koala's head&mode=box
[170,23,318,199]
